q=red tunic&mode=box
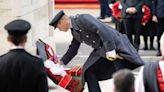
[157,60,164,92]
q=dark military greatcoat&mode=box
[0,49,48,92]
[61,14,144,85]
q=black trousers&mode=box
[115,20,126,34]
[123,18,141,51]
[156,17,164,51]
[85,58,115,92]
[85,69,101,92]
[98,0,112,18]
[141,20,156,48]
[84,57,136,92]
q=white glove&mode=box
[44,59,58,68]
[44,60,67,77]
[106,49,117,61]
[50,67,67,77]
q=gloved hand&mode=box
[44,60,67,77]
[106,49,117,61]
[50,66,67,77]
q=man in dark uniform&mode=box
[49,10,144,92]
[152,0,164,56]
[121,0,143,51]
[0,19,48,92]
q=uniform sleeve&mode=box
[135,0,143,12]
[37,59,48,92]
[152,0,157,16]
[120,0,128,10]
[78,14,116,51]
[61,38,81,65]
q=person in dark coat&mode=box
[120,0,144,51]
[141,0,156,50]
[0,19,48,92]
[112,0,126,34]
[49,10,144,92]
[152,0,164,56]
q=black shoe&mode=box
[150,46,155,50]
[97,16,105,19]
[143,47,148,50]
[156,51,161,56]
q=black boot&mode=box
[150,46,155,50]
[150,37,155,50]
[97,16,105,19]
[143,36,148,50]
[143,46,148,50]
[156,51,161,56]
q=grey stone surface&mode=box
[0,0,52,55]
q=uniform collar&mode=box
[70,16,80,31]
[10,45,24,50]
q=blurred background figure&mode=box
[112,0,151,35]
[120,0,144,51]
[111,0,126,34]
[160,32,164,57]
[152,0,164,56]
[97,0,112,19]
[113,69,135,92]
[140,0,156,50]
[135,33,164,92]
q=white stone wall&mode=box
[0,0,54,55]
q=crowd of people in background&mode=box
[98,0,164,56]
